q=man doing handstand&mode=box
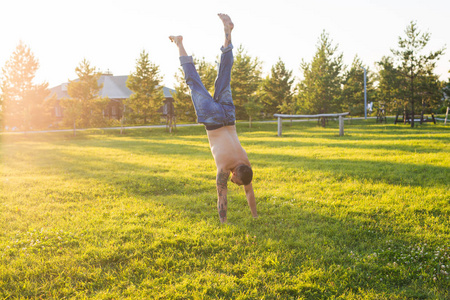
[169,13,257,223]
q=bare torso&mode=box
[206,125,250,172]
[170,14,256,223]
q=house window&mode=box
[112,105,117,116]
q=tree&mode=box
[244,92,263,128]
[231,45,262,120]
[126,50,165,124]
[261,58,295,116]
[391,21,445,127]
[0,41,51,130]
[61,59,109,130]
[444,74,450,124]
[342,56,373,116]
[174,50,262,124]
[196,57,217,94]
[173,69,196,123]
[296,31,343,124]
[375,56,405,115]
[416,72,443,116]
[60,97,82,136]
[172,57,217,123]
[23,84,54,130]
[0,94,2,126]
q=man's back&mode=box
[207,125,250,172]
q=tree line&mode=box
[0,45,166,132]
[1,21,448,131]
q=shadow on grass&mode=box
[252,152,449,188]
[271,121,450,141]
[4,124,449,298]
[27,128,448,190]
[32,144,446,298]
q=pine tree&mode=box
[60,97,82,136]
[0,94,2,126]
[443,74,450,107]
[231,45,262,120]
[195,57,217,95]
[375,56,405,115]
[62,59,109,130]
[261,58,295,116]
[391,21,445,127]
[341,56,373,116]
[243,94,262,128]
[126,50,165,124]
[172,57,216,123]
[296,31,343,122]
[444,75,450,124]
[416,72,443,116]
[0,41,50,130]
[173,70,196,123]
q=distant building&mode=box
[49,73,176,121]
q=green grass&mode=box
[1,120,449,299]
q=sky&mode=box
[1,0,449,90]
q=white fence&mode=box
[273,112,350,137]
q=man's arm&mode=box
[244,183,258,218]
[216,169,229,223]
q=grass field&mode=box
[1,120,449,299]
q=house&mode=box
[49,73,176,121]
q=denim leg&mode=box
[213,44,235,122]
[180,56,226,125]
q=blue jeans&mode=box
[180,44,235,129]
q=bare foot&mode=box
[169,35,188,56]
[169,35,183,46]
[218,13,234,33]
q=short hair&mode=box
[235,165,253,185]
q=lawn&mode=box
[1,120,449,299]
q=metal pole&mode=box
[361,67,367,120]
